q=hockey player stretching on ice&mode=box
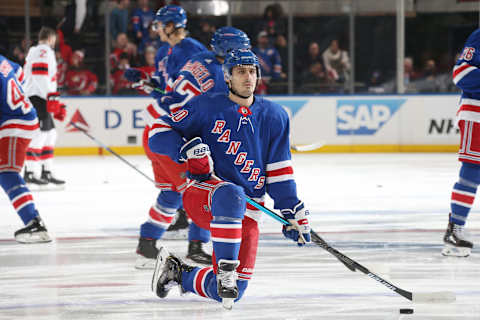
[443,29,480,257]
[0,54,51,243]
[150,49,311,309]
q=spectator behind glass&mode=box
[111,52,135,94]
[298,41,323,75]
[110,0,131,41]
[55,29,73,94]
[139,23,164,54]
[261,3,287,47]
[11,38,27,65]
[322,39,351,84]
[110,32,138,71]
[299,61,332,94]
[132,0,155,46]
[252,30,286,94]
[65,50,98,95]
[135,46,156,95]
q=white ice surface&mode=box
[0,153,479,320]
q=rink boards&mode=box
[55,94,461,155]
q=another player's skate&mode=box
[14,217,52,243]
[135,237,159,269]
[163,208,189,240]
[186,240,212,265]
[151,247,193,298]
[217,259,240,310]
[442,216,473,257]
[41,167,66,190]
[24,170,48,189]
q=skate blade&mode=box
[15,232,52,244]
[27,183,65,192]
[162,229,188,240]
[151,247,170,293]
[135,256,156,270]
[222,298,234,310]
[442,244,471,257]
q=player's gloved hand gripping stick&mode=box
[245,197,456,304]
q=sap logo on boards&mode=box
[336,99,406,135]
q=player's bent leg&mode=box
[136,190,182,269]
[443,162,479,257]
[186,222,212,265]
[209,183,246,306]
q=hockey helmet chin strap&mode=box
[228,82,252,100]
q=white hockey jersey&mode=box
[23,44,57,99]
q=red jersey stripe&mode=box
[267,166,294,177]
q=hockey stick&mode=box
[244,197,456,303]
[291,141,326,152]
[69,121,156,184]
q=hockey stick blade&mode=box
[412,291,456,303]
[291,141,325,152]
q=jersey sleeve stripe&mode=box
[453,63,476,85]
[266,160,292,171]
[267,166,294,177]
[266,174,295,184]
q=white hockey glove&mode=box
[281,201,311,246]
[179,137,214,182]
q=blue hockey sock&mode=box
[210,183,245,263]
[188,221,210,243]
[451,162,480,226]
[0,172,38,224]
[181,266,249,302]
[141,190,181,239]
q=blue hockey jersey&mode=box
[453,28,480,122]
[145,51,228,123]
[164,37,208,91]
[152,42,171,92]
[148,92,300,212]
[0,55,39,139]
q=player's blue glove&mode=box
[281,201,311,246]
[124,68,143,83]
[179,137,213,182]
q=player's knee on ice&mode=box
[211,183,246,220]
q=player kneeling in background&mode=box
[0,54,51,243]
[149,49,311,308]
[443,28,480,257]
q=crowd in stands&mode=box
[3,0,462,96]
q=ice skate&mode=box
[186,241,212,265]
[14,217,52,243]
[151,247,192,298]
[217,259,240,310]
[24,170,48,191]
[163,208,189,240]
[41,168,66,190]
[442,218,473,257]
[135,237,159,269]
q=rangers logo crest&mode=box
[237,106,254,133]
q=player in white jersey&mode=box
[23,27,67,188]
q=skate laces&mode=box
[218,268,237,288]
[453,224,469,240]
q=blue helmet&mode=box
[222,49,260,80]
[210,27,251,58]
[155,5,187,29]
